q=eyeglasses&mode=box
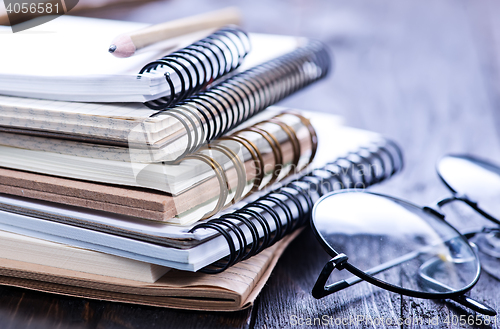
[311,154,500,316]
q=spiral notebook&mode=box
[0,111,320,224]
[0,230,170,283]
[0,231,299,311]
[0,110,315,197]
[0,16,252,103]
[0,111,404,272]
[0,29,329,162]
[0,15,325,105]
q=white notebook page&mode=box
[0,16,160,77]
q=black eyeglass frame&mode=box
[436,154,500,227]
[310,154,500,316]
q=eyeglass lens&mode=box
[312,191,480,296]
[438,155,500,221]
[438,155,500,281]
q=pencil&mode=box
[108,7,241,58]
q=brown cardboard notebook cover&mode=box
[0,167,211,221]
[0,230,301,311]
[0,162,262,222]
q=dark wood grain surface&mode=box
[3,0,500,328]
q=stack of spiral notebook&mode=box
[0,15,403,311]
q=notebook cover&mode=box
[0,167,213,221]
[0,230,301,311]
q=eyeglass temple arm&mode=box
[418,257,496,316]
[436,192,478,208]
[436,196,460,208]
[435,195,500,226]
[313,245,428,299]
[462,227,500,239]
[312,254,350,298]
[453,295,496,316]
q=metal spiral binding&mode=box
[139,26,251,110]
[202,111,318,217]
[189,139,403,273]
[151,40,331,160]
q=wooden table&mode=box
[2,0,500,327]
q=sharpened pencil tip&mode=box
[109,45,117,53]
